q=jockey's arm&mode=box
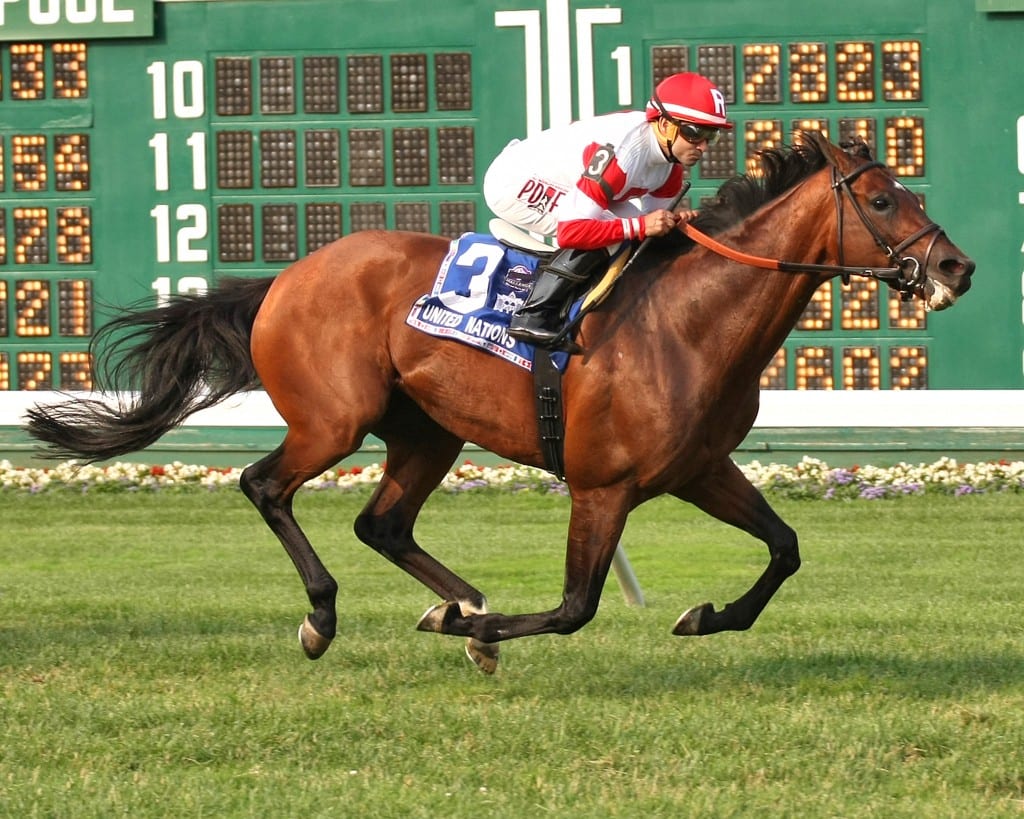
[555,189,691,250]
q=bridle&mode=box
[683,153,946,300]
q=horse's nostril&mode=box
[940,256,974,278]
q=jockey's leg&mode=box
[508,247,608,347]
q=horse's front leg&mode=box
[671,458,800,636]
[417,487,630,645]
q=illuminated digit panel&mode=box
[53,42,88,99]
[890,346,928,389]
[882,40,922,102]
[744,120,783,174]
[760,348,788,390]
[889,292,926,330]
[792,118,828,142]
[743,44,781,104]
[56,207,92,265]
[17,351,50,390]
[58,279,92,336]
[15,280,49,337]
[885,116,925,177]
[13,208,48,264]
[789,42,827,103]
[836,41,875,102]
[840,279,880,330]
[797,283,833,331]
[10,43,45,99]
[842,346,881,389]
[54,134,91,191]
[59,351,92,390]
[795,346,834,390]
[0,44,93,391]
[12,135,47,192]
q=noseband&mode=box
[682,154,946,299]
[830,160,944,299]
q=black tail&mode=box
[26,276,276,462]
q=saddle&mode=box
[488,218,634,319]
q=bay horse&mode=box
[26,133,973,673]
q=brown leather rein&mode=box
[682,159,945,299]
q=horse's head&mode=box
[810,131,974,311]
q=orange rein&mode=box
[681,223,783,271]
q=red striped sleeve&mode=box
[556,216,645,250]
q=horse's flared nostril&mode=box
[940,256,974,280]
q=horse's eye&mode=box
[870,195,893,212]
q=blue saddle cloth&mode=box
[406,233,573,372]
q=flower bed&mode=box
[2,456,1024,499]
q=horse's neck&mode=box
[664,182,834,374]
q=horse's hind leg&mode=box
[354,429,500,672]
[241,431,350,659]
[671,458,800,636]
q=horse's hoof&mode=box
[417,601,459,633]
[298,615,333,659]
[465,638,500,674]
[673,602,714,636]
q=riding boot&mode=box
[508,248,608,347]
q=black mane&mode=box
[693,135,829,234]
[650,132,866,258]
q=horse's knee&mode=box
[353,509,407,556]
[771,526,801,577]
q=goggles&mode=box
[649,92,723,146]
[676,122,722,146]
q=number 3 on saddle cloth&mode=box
[406,233,576,372]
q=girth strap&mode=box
[532,349,566,480]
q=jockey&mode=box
[484,71,733,348]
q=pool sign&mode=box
[0,0,152,39]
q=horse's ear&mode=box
[804,130,863,172]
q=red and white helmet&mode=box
[645,72,733,130]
